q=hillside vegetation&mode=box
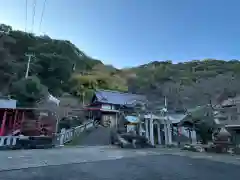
[127,60,240,109]
[1,24,240,109]
[0,24,127,106]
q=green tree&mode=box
[10,76,48,107]
[0,24,12,33]
[35,53,73,95]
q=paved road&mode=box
[1,146,240,180]
[1,127,240,180]
[79,126,111,146]
[0,152,239,180]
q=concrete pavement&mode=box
[0,149,239,180]
[1,126,240,179]
[0,146,159,171]
[1,146,240,170]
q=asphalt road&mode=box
[1,128,240,180]
[80,126,112,146]
[0,154,239,180]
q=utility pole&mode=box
[25,54,34,78]
[82,91,85,105]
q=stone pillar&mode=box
[145,119,149,139]
[138,123,141,136]
[157,122,162,145]
[164,122,168,145]
[167,123,172,145]
[149,115,154,145]
[188,128,192,144]
[191,130,197,144]
[177,126,181,147]
[139,123,144,136]
[59,128,66,146]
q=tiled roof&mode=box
[221,95,240,107]
[94,89,147,105]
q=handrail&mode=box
[54,120,94,146]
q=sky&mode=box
[1,0,240,68]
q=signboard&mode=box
[127,125,136,133]
[40,112,48,116]
[102,104,111,110]
[125,115,139,124]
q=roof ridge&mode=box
[94,89,147,106]
[96,90,108,101]
[96,89,145,96]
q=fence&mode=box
[0,120,94,150]
[54,120,94,146]
[0,136,19,149]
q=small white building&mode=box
[0,98,16,108]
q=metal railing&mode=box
[54,120,94,146]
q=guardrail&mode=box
[54,120,94,147]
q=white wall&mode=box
[0,99,16,108]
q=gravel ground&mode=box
[0,154,239,180]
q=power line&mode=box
[31,0,37,33]
[25,0,28,32]
[39,0,47,33]
[25,0,36,78]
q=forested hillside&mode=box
[1,23,240,109]
[126,60,240,109]
[0,24,127,106]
